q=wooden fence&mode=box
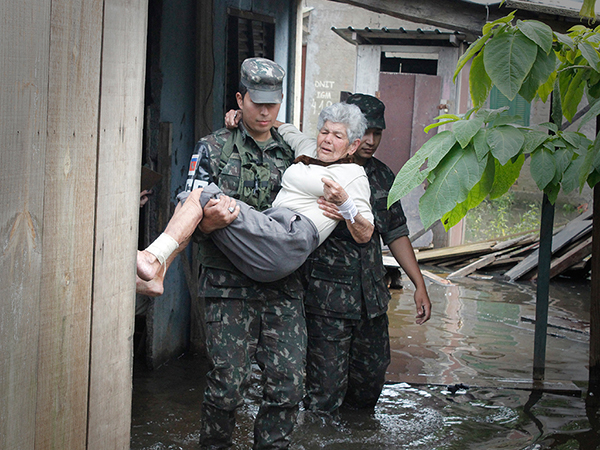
[1,0,148,448]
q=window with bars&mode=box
[489,86,530,126]
[225,9,275,112]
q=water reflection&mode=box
[131,273,599,449]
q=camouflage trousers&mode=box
[200,297,307,450]
[304,312,390,414]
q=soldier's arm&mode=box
[388,236,431,325]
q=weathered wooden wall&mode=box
[1,0,147,448]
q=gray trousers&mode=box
[181,183,319,282]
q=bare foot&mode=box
[137,250,161,282]
[136,275,164,297]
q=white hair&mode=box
[317,102,367,143]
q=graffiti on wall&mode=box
[310,80,335,115]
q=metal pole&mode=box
[588,122,600,403]
[533,193,555,381]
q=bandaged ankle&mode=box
[145,233,179,271]
[338,197,358,223]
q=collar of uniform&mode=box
[233,122,289,157]
[236,121,282,150]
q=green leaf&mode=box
[452,116,485,148]
[562,154,586,193]
[470,51,492,107]
[388,131,457,207]
[484,28,539,100]
[517,20,554,54]
[472,128,491,161]
[522,130,550,154]
[424,120,456,133]
[454,34,491,83]
[552,80,564,126]
[539,122,559,133]
[435,114,461,121]
[580,41,600,72]
[537,71,556,103]
[441,155,494,230]
[578,98,600,131]
[519,46,557,102]
[482,11,516,35]
[419,144,488,229]
[589,70,600,98]
[579,137,599,190]
[487,125,526,165]
[555,32,575,51]
[489,153,525,199]
[580,0,597,21]
[587,169,600,188]
[531,147,557,190]
[544,182,560,204]
[560,131,580,148]
[561,69,586,122]
[554,147,573,174]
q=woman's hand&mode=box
[321,177,349,206]
[224,109,242,129]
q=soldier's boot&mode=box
[199,403,235,450]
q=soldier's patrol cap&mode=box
[240,57,285,104]
[346,93,386,130]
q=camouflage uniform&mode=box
[303,155,408,414]
[188,58,305,450]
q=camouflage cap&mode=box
[346,93,386,130]
[240,57,285,104]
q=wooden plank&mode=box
[533,236,593,280]
[0,2,50,448]
[447,254,497,279]
[415,240,497,263]
[446,234,539,279]
[504,219,592,281]
[87,1,148,448]
[420,270,455,286]
[34,0,104,447]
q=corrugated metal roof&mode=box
[331,27,470,47]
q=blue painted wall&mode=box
[150,0,196,366]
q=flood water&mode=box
[131,270,600,449]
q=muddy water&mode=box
[131,273,600,449]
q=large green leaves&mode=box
[530,147,557,190]
[487,125,525,165]
[517,20,554,54]
[470,51,492,107]
[387,131,456,206]
[518,46,557,102]
[484,28,539,100]
[419,145,488,229]
[453,115,484,148]
[442,156,495,230]
[490,154,526,199]
[388,16,600,230]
